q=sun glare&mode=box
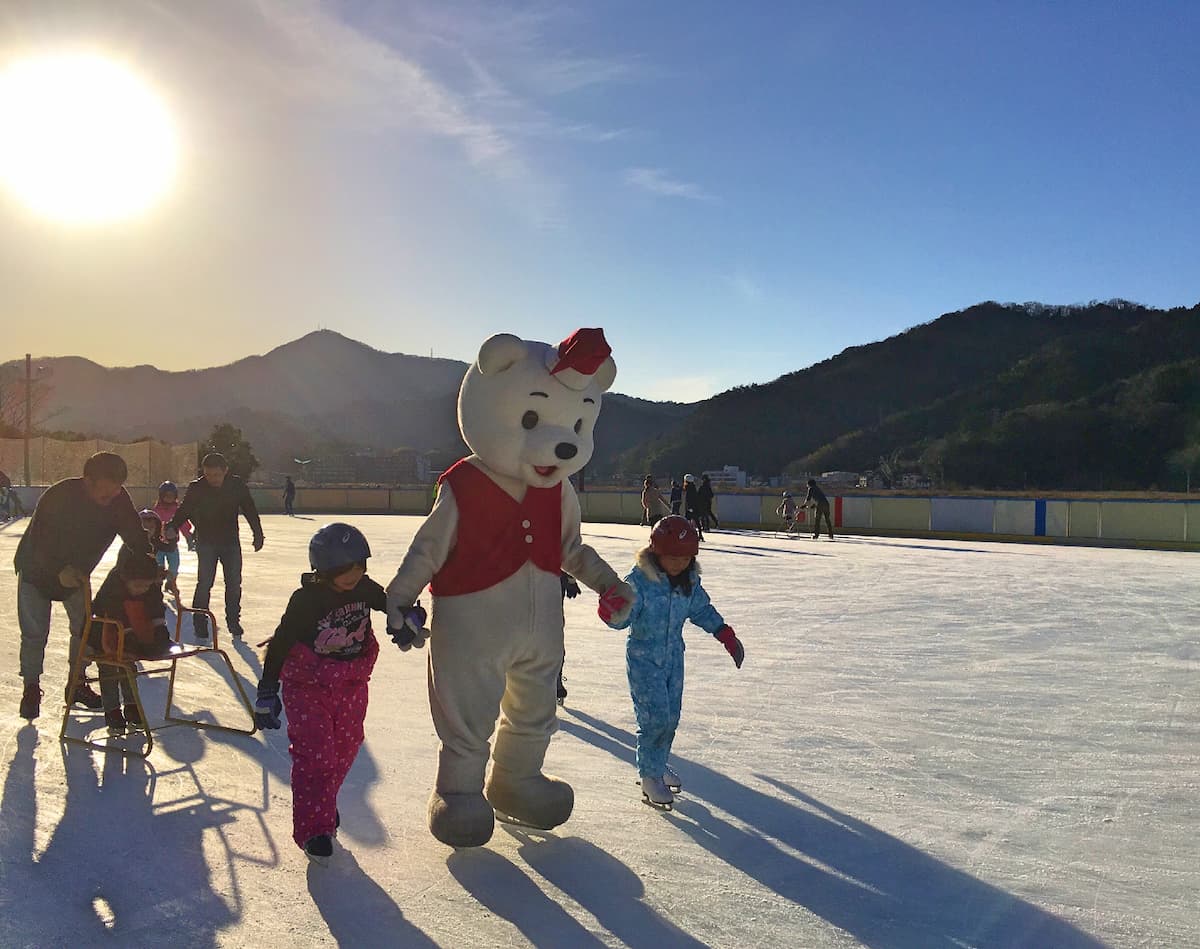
[0,52,178,224]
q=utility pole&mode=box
[23,353,31,486]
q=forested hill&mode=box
[617,300,1200,491]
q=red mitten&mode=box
[598,585,631,625]
[715,625,744,668]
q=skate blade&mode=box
[641,794,673,812]
[493,810,557,831]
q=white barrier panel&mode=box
[714,493,761,524]
[993,499,1036,536]
[840,496,872,528]
[1044,501,1069,536]
[930,497,995,533]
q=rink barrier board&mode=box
[6,485,1200,550]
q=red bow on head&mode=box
[551,328,611,377]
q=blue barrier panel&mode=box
[1034,499,1046,536]
[713,493,761,524]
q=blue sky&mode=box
[2,1,1198,401]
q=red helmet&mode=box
[650,515,699,558]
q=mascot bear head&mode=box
[459,328,616,489]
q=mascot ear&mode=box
[477,334,528,375]
[593,356,617,393]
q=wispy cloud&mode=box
[624,167,715,202]
[726,269,765,303]
[220,0,636,225]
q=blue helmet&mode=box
[309,523,371,574]
[158,480,178,498]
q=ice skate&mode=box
[641,775,674,811]
[304,834,333,866]
[556,675,568,706]
[123,702,144,729]
[486,766,574,832]
[428,790,496,848]
[19,683,42,720]
[104,708,127,738]
[663,766,681,793]
[66,682,103,710]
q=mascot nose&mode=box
[555,442,578,460]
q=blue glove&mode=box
[254,679,282,730]
[388,604,429,651]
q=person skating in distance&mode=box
[600,515,744,810]
[804,478,834,540]
[557,571,581,704]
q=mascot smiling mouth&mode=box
[533,465,558,477]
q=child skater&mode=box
[776,492,798,534]
[137,509,180,599]
[254,523,420,865]
[91,550,172,736]
[600,515,744,809]
[153,481,193,577]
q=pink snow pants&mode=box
[280,636,379,848]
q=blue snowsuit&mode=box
[605,551,726,778]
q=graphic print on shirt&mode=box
[313,601,372,658]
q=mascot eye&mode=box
[574,418,583,434]
[522,410,539,430]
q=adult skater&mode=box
[601,516,744,809]
[640,475,667,526]
[169,452,264,640]
[13,451,152,719]
[557,571,581,704]
[283,476,297,517]
[669,480,682,515]
[681,474,705,541]
[804,478,834,539]
[697,474,719,530]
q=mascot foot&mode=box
[428,790,495,848]
[485,767,574,831]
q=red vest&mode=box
[431,459,563,596]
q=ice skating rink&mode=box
[1,514,1197,948]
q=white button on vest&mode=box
[524,534,533,543]
[522,519,531,528]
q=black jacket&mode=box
[170,475,262,546]
[262,574,387,683]
[92,563,170,656]
[697,481,714,507]
[14,479,151,599]
[804,483,829,507]
[683,482,700,513]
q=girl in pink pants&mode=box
[255,523,390,864]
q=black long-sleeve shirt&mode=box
[169,474,262,546]
[13,478,151,599]
[804,483,829,507]
[261,574,387,683]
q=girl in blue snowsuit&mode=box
[602,515,744,808]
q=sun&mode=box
[0,52,178,225]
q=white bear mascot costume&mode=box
[386,328,635,847]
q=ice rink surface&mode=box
[1,514,1197,948]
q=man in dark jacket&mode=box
[697,474,719,530]
[13,451,152,719]
[169,452,264,640]
[804,478,834,539]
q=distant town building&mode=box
[702,465,749,488]
[900,472,933,490]
[819,471,861,489]
[309,448,432,485]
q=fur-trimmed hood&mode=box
[634,546,702,582]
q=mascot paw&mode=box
[485,767,574,831]
[598,580,636,627]
[428,790,495,848]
